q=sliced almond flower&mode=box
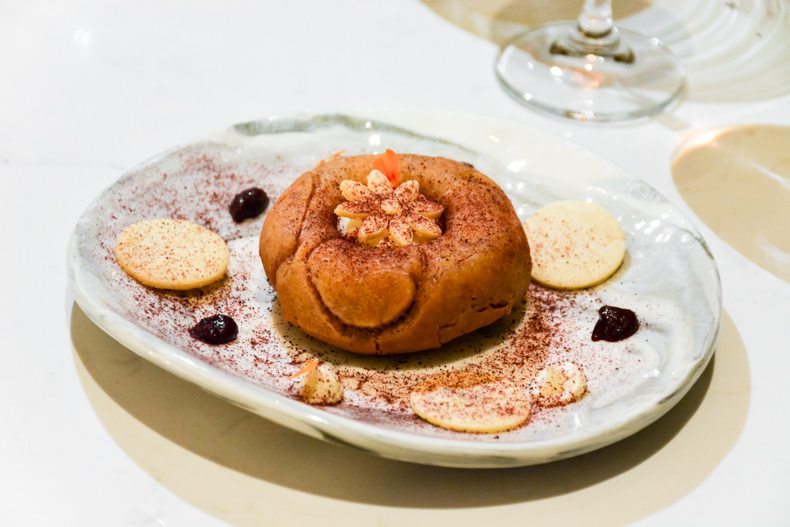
[335,165,444,247]
[411,198,444,220]
[358,213,389,243]
[366,170,394,195]
[334,200,376,219]
[337,216,363,236]
[340,180,374,201]
[409,214,442,241]
[393,179,419,201]
[389,216,414,246]
[380,198,402,215]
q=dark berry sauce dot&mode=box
[229,187,269,222]
[591,305,639,342]
[189,314,238,344]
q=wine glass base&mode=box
[495,23,686,123]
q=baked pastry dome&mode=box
[259,152,531,354]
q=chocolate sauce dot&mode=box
[229,187,269,222]
[190,314,238,344]
[591,305,639,342]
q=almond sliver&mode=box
[340,180,374,201]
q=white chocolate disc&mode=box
[410,372,530,433]
[524,200,626,289]
[115,219,229,290]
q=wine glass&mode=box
[495,0,686,122]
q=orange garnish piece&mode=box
[289,360,320,379]
[373,149,399,187]
[314,150,347,169]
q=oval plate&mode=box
[67,109,721,468]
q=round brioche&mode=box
[259,153,531,354]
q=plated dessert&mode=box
[259,151,530,355]
[67,111,720,467]
[108,148,652,435]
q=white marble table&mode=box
[3,0,789,525]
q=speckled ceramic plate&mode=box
[67,109,721,468]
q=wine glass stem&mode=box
[578,0,614,37]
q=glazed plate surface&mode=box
[67,109,721,468]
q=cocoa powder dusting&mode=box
[329,284,566,415]
[412,371,499,393]
[80,143,646,441]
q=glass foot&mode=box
[495,22,686,122]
